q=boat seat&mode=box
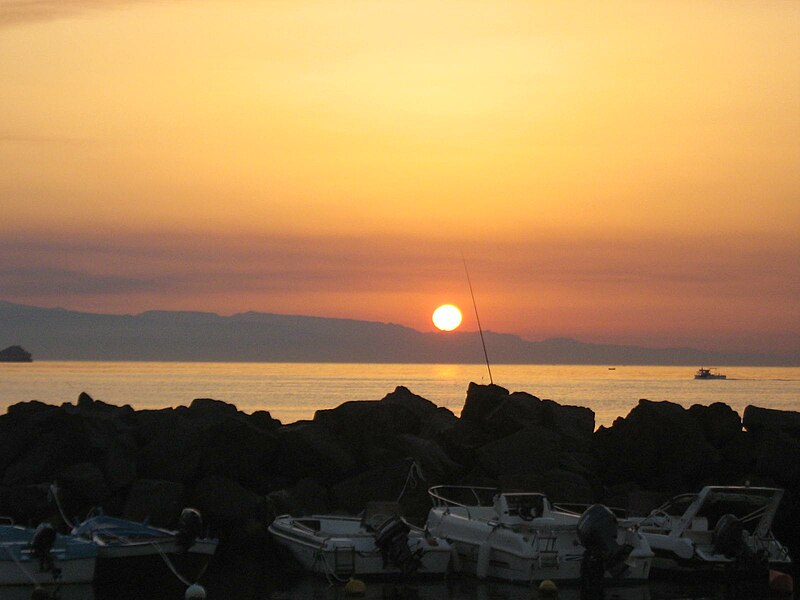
[360,501,403,532]
[690,517,708,531]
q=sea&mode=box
[1,362,798,600]
[1,362,798,427]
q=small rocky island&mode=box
[0,345,32,362]
[0,384,798,590]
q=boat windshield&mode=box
[696,491,776,533]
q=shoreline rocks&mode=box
[0,384,798,581]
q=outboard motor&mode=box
[712,513,744,558]
[175,508,204,554]
[31,522,57,573]
[373,515,420,575]
[576,504,633,580]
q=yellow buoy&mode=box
[344,577,366,597]
[538,579,558,598]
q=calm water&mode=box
[17,576,786,600]
[0,362,798,427]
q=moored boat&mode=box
[425,486,653,583]
[70,509,217,583]
[627,486,792,576]
[0,520,96,586]
[269,502,452,579]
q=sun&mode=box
[432,304,463,331]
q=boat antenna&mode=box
[462,253,493,385]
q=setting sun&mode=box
[432,305,463,331]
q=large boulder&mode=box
[744,406,800,438]
[499,469,595,504]
[751,430,800,489]
[330,459,416,514]
[270,423,356,486]
[593,399,718,491]
[0,483,54,525]
[265,478,330,519]
[459,383,594,450]
[55,462,109,506]
[380,386,458,438]
[1,407,94,485]
[196,417,278,494]
[689,402,742,448]
[385,434,462,483]
[476,426,563,479]
[123,479,186,527]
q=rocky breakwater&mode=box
[0,384,798,584]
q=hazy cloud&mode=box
[0,0,170,28]
[0,267,159,296]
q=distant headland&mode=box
[0,345,32,362]
[0,300,797,365]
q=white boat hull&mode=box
[427,508,651,583]
[269,515,452,577]
[94,538,217,559]
[0,555,95,585]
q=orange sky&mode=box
[1,1,798,355]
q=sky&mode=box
[1,0,798,355]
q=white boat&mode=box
[0,520,96,586]
[72,511,217,559]
[425,485,653,583]
[70,509,217,582]
[694,368,726,379]
[269,502,452,578]
[628,486,792,575]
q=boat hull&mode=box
[269,515,452,578]
[427,508,651,583]
[0,555,95,586]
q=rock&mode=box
[744,405,800,438]
[689,402,742,448]
[0,345,32,362]
[137,419,205,484]
[189,398,240,419]
[460,382,512,423]
[752,430,800,489]
[56,462,109,506]
[380,386,458,437]
[191,475,265,527]
[270,423,356,486]
[330,460,414,514]
[196,418,278,493]
[266,478,330,518]
[459,384,594,450]
[476,426,563,479]
[1,408,93,485]
[499,469,595,504]
[435,420,496,467]
[593,399,718,491]
[0,483,54,525]
[386,434,462,483]
[123,479,186,527]
[249,410,282,431]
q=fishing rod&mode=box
[462,253,493,385]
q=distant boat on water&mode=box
[694,367,726,380]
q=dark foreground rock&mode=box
[0,385,798,583]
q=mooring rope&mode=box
[396,460,425,502]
